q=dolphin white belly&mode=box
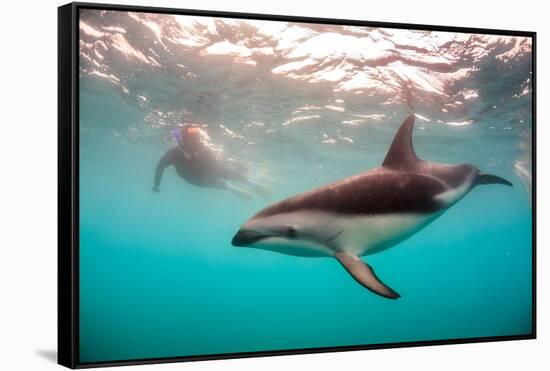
[334,213,440,256]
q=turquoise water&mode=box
[78,10,533,363]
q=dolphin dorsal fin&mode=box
[382,115,420,169]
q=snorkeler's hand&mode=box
[152,186,160,193]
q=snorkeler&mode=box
[152,123,271,200]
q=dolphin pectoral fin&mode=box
[335,252,401,299]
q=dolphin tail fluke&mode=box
[476,173,513,187]
[335,252,400,299]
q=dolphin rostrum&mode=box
[231,115,512,299]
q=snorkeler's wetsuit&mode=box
[153,146,246,191]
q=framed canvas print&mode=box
[58,2,536,368]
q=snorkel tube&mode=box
[171,127,182,145]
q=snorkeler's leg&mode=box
[227,183,254,201]
[209,178,253,201]
[243,179,272,200]
[218,166,272,200]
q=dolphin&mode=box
[231,115,512,299]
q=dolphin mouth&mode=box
[231,229,270,246]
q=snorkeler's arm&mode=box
[153,148,177,192]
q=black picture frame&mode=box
[58,2,537,368]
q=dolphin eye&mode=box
[286,226,298,238]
